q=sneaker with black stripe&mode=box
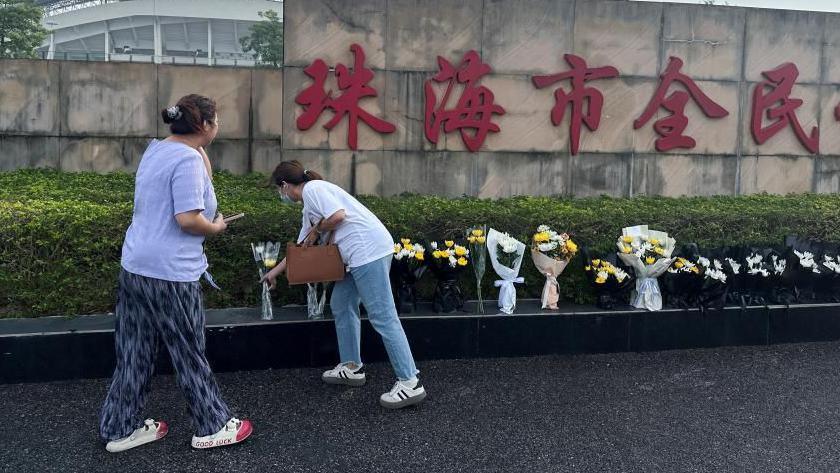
[322,362,366,386]
[379,378,426,409]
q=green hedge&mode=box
[2,169,840,318]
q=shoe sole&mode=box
[380,390,427,410]
[322,375,366,387]
[106,423,169,453]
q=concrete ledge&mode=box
[2,300,839,383]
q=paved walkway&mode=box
[2,342,840,472]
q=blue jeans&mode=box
[331,255,419,380]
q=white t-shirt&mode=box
[298,180,393,268]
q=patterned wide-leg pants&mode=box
[99,270,232,442]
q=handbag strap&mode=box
[297,219,336,245]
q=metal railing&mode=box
[34,50,280,68]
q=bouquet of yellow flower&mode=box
[427,239,470,313]
[251,241,281,320]
[531,225,578,309]
[583,253,633,309]
[467,226,488,314]
[616,225,676,311]
[391,238,428,313]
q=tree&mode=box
[0,0,48,59]
[240,10,283,67]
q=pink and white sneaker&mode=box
[105,419,169,453]
[191,418,253,449]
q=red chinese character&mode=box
[424,50,505,152]
[295,44,395,150]
[532,54,619,156]
[751,63,819,154]
[634,56,729,152]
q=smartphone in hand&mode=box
[223,213,245,223]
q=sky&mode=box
[633,0,840,13]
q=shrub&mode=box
[2,169,840,318]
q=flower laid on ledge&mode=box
[530,224,577,310]
[586,259,630,285]
[616,225,676,312]
[795,250,821,274]
[488,229,527,315]
[427,239,470,313]
[823,255,840,274]
[391,238,428,314]
[466,226,488,314]
[429,240,470,268]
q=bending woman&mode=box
[262,160,426,409]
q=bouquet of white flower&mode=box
[616,225,676,311]
[487,229,526,314]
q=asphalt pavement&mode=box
[2,342,840,472]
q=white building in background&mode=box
[37,0,283,67]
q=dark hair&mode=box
[271,160,324,186]
[161,94,217,135]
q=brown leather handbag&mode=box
[285,222,345,285]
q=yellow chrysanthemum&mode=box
[405,244,414,252]
[534,232,550,243]
[455,246,467,256]
[622,236,633,243]
[457,257,468,266]
[592,259,601,266]
[476,236,486,244]
[264,259,277,269]
[595,277,607,284]
[605,266,615,274]
[621,245,632,254]
[468,236,477,244]
[674,260,685,269]
[645,256,656,265]
[691,266,700,274]
[415,252,425,261]
[393,244,401,254]
[566,240,578,253]
[585,266,592,271]
[445,240,454,248]
[471,229,484,237]
[655,247,665,255]
[650,238,660,246]
[401,238,411,246]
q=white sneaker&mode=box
[322,362,367,387]
[191,418,253,450]
[105,419,168,453]
[379,378,426,409]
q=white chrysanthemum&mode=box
[614,268,629,282]
[537,225,550,233]
[726,258,741,274]
[705,268,727,283]
[697,257,710,268]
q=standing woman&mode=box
[99,94,253,452]
[262,161,427,409]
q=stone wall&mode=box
[0,60,282,174]
[3,0,840,198]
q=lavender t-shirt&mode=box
[121,139,217,282]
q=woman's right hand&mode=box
[260,259,286,289]
[212,212,228,234]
